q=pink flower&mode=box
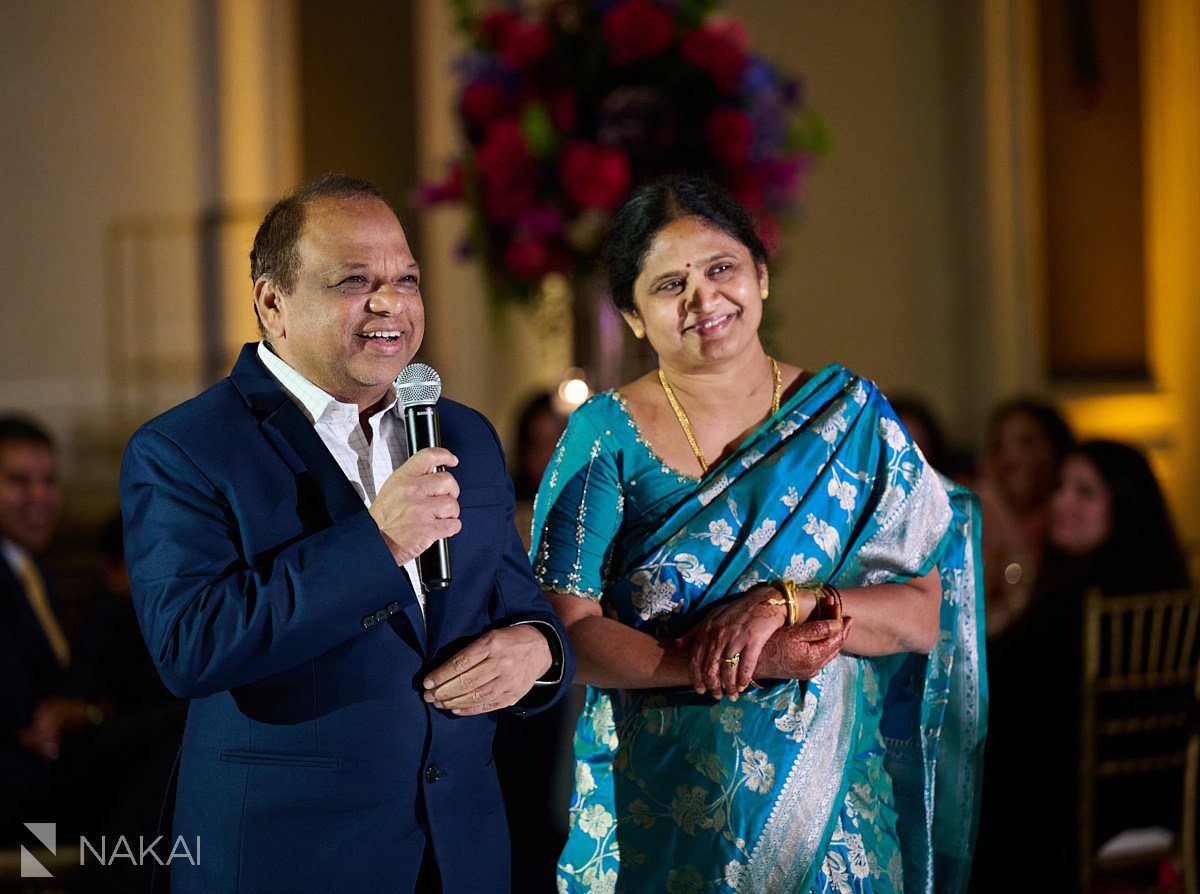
[559,142,632,210]
[602,0,676,66]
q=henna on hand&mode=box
[753,617,852,681]
[684,585,788,699]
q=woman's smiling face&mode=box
[626,215,768,370]
[1049,455,1113,556]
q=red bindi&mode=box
[685,263,691,268]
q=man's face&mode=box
[268,196,425,409]
[0,441,61,552]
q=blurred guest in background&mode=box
[72,514,186,889]
[977,398,1074,636]
[80,514,178,714]
[0,416,106,841]
[496,390,573,892]
[510,391,569,551]
[973,439,1191,893]
[891,394,975,484]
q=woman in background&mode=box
[976,399,1074,636]
[533,176,985,893]
[974,439,1191,893]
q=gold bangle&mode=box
[769,580,797,626]
[784,579,800,626]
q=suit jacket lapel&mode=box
[228,344,427,653]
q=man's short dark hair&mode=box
[249,172,395,336]
[0,415,54,453]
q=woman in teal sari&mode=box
[532,177,985,894]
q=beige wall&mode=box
[731,0,973,432]
[0,0,298,517]
[0,1,205,443]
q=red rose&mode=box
[484,180,536,226]
[460,80,509,130]
[705,108,754,168]
[548,88,579,133]
[415,165,465,207]
[480,11,520,45]
[516,204,566,240]
[727,167,766,213]
[755,213,782,257]
[602,0,676,66]
[476,120,533,187]
[497,19,551,70]
[504,235,554,280]
[681,23,749,95]
[704,14,751,51]
[761,156,808,203]
[559,142,632,210]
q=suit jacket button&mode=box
[362,615,376,630]
[425,764,441,783]
[374,608,389,623]
[387,601,401,616]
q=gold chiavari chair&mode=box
[1080,587,1200,894]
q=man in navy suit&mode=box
[120,173,573,893]
[0,417,110,840]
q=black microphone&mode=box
[394,363,451,591]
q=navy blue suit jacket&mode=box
[0,553,66,826]
[119,345,573,894]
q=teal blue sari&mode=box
[531,365,986,894]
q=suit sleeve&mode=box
[475,411,575,715]
[120,427,417,700]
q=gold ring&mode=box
[722,652,741,666]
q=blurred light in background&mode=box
[556,369,591,413]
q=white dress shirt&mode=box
[257,342,425,616]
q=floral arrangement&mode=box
[421,0,826,303]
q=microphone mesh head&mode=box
[394,363,442,407]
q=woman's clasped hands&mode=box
[678,585,852,700]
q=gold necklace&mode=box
[658,357,781,475]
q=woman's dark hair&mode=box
[604,175,768,314]
[510,392,566,501]
[1041,439,1190,600]
[1044,440,1190,595]
[987,398,1075,463]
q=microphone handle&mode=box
[404,403,452,591]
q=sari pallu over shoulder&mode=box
[535,366,986,894]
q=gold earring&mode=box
[761,289,769,300]
[633,327,645,340]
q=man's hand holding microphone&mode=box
[367,447,462,566]
[366,443,551,716]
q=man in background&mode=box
[0,416,105,840]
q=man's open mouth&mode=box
[358,331,402,342]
